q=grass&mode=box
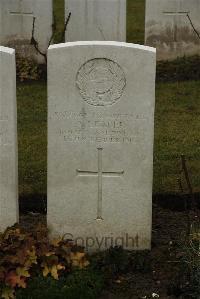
[154,80,200,194]
[16,270,104,299]
[16,1,200,201]
[17,82,47,200]
[17,79,200,200]
[53,0,64,43]
[127,0,145,44]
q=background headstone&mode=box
[145,0,200,60]
[47,41,156,251]
[65,0,126,42]
[0,0,53,63]
[0,46,18,232]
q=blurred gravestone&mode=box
[47,41,156,251]
[0,0,53,63]
[145,0,200,60]
[65,0,126,42]
[0,46,18,232]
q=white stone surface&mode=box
[65,0,126,42]
[47,41,156,251]
[145,0,200,60]
[0,0,53,63]
[0,46,18,232]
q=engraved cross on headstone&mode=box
[9,0,34,35]
[163,10,190,42]
[10,11,33,17]
[10,2,34,36]
[163,11,190,16]
[76,148,124,220]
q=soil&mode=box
[98,204,197,299]
[19,202,199,299]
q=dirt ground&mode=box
[98,203,196,299]
[20,201,198,299]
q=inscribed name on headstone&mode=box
[65,0,126,42]
[0,47,18,232]
[0,0,53,63]
[145,0,200,60]
[47,41,156,251]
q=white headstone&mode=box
[145,0,200,60]
[0,46,18,232]
[0,0,53,63]
[47,41,156,251]
[65,0,126,42]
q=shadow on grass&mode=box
[19,194,47,214]
[19,193,200,215]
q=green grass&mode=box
[154,81,200,194]
[17,82,47,199]
[16,1,200,200]
[16,270,104,299]
[53,0,64,43]
[17,80,200,200]
[127,0,145,44]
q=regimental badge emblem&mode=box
[76,58,126,106]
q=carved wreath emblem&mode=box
[76,58,126,106]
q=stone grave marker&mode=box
[145,0,200,60]
[65,0,126,42]
[0,46,18,232]
[47,41,156,251]
[0,0,53,63]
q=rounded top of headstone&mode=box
[48,41,156,54]
[0,46,15,54]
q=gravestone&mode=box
[65,0,126,42]
[145,0,200,60]
[0,0,53,63]
[0,47,18,232]
[47,41,156,251]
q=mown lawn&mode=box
[154,81,200,194]
[16,1,200,200]
[54,0,64,43]
[127,0,145,44]
[17,82,47,199]
[17,80,200,200]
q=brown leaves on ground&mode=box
[0,225,89,299]
[69,252,90,269]
[5,271,27,289]
[1,287,15,299]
